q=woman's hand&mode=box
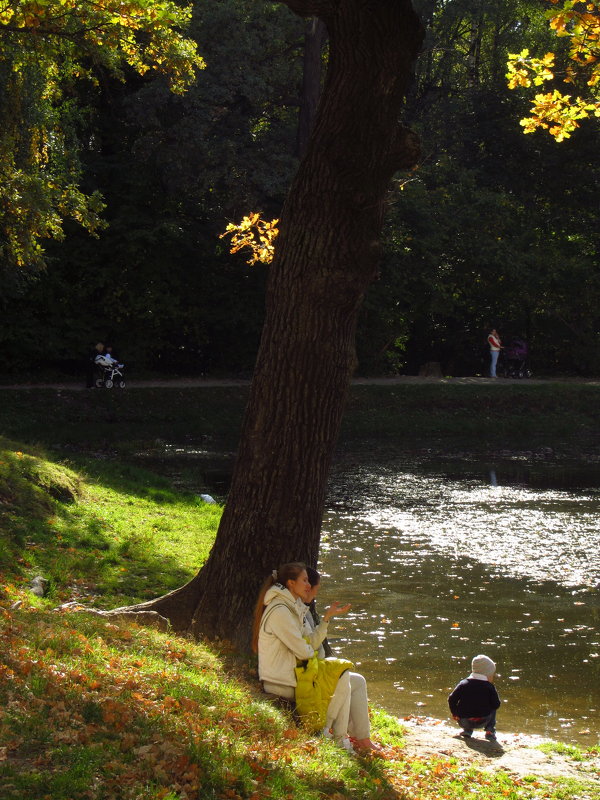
[323,600,352,622]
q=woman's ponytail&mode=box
[251,562,306,653]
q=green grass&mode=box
[543,778,600,800]
[0,437,220,606]
[538,741,600,762]
[341,383,600,448]
[0,387,248,452]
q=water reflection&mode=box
[320,460,600,743]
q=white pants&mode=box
[263,670,370,741]
[325,670,370,741]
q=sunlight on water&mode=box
[319,461,600,743]
[358,471,600,587]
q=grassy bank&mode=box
[1,382,599,459]
[343,382,600,448]
[1,438,599,799]
[0,438,218,607]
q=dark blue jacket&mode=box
[448,678,500,718]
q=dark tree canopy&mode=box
[1,0,598,377]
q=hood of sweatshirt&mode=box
[263,583,305,622]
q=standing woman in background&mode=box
[487,328,502,378]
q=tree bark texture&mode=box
[297,17,328,158]
[133,0,425,648]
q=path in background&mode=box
[1,376,599,390]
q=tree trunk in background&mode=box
[297,17,327,158]
[467,0,484,87]
[133,0,424,648]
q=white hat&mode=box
[471,654,496,676]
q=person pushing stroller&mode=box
[94,344,125,388]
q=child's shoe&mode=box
[485,731,497,742]
[459,730,472,739]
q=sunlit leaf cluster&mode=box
[0,0,203,90]
[220,213,279,266]
[507,0,600,139]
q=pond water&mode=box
[318,457,600,744]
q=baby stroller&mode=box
[502,337,531,379]
[94,354,126,388]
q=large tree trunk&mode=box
[123,0,424,648]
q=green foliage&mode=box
[0,0,303,374]
[0,41,106,273]
[365,0,600,376]
[0,0,203,273]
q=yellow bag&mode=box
[294,654,354,732]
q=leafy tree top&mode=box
[0,0,204,92]
[0,0,204,272]
[507,0,600,140]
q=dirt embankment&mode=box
[401,716,600,785]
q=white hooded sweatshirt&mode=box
[258,583,328,688]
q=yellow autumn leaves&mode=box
[220,213,280,266]
[1,0,204,93]
[507,0,600,140]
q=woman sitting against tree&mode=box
[251,561,379,753]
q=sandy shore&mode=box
[400,715,600,784]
